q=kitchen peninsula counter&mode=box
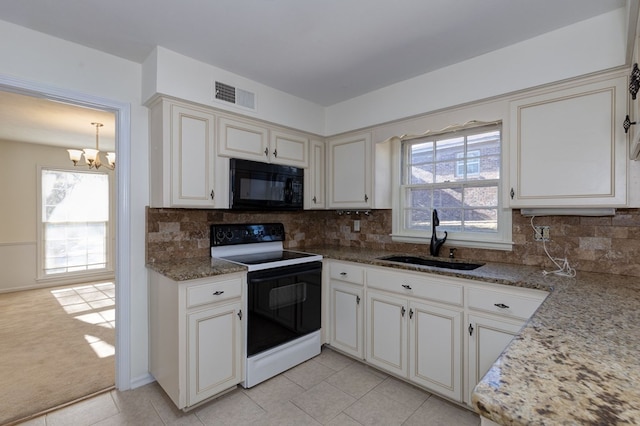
[147,246,640,424]
[306,245,640,425]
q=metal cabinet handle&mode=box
[364,194,369,202]
[312,196,317,204]
[213,291,224,296]
[510,188,515,199]
[210,190,215,200]
[340,272,347,276]
[356,296,360,305]
[237,310,242,320]
[468,323,474,336]
[401,306,406,317]
[494,303,510,309]
[402,284,412,290]
[273,149,278,158]
[264,147,269,157]
[409,308,414,319]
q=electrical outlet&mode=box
[534,225,550,241]
[353,220,360,232]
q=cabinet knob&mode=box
[494,303,510,309]
[210,190,215,200]
[264,147,269,157]
[340,272,347,276]
[364,194,369,202]
[468,323,474,336]
[356,296,361,305]
[237,310,243,320]
[312,196,317,204]
[273,149,278,158]
[409,308,414,319]
[213,291,224,296]
[402,284,412,290]
[510,188,515,199]
[401,306,406,317]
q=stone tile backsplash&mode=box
[146,207,640,277]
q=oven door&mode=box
[246,261,321,356]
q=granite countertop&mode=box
[146,256,246,281]
[147,246,640,425]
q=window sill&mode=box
[390,234,513,251]
[36,270,115,285]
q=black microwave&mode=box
[230,158,304,210]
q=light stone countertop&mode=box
[147,245,640,425]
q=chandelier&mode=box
[67,122,115,170]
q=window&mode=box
[393,123,512,250]
[39,168,112,278]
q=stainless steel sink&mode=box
[377,255,483,271]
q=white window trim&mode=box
[36,165,116,284]
[389,125,513,251]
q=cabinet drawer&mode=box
[367,268,463,306]
[467,287,544,320]
[329,261,365,285]
[187,277,242,308]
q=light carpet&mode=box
[0,282,115,425]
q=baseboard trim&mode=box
[129,373,155,390]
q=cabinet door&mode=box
[409,301,462,401]
[330,280,363,358]
[365,291,407,377]
[170,104,217,207]
[305,139,326,209]
[328,132,372,208]
[218,116,269,162]
[467,314,523,404]
[509,74,627,207]
[270,130,308,167]
[187,302,242,406]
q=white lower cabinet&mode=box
[329,280,364,359]
[187,301,242,406]
[365,289,463,401]
[325,260,547,406]
[149,270,245,410]
[366,291,408,377]
[409,300,462,401]
[466,314,523,404]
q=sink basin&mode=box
[377,255,484,271]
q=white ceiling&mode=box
[0,0,629,148]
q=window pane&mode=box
[408,188,432,208]
[433,187,462,208]
[435,161,457,183]
[409,163,434,184]
[463,186,498,207]
[409,141,434,163]
[464,209,498,232]
[42,169,109,276]
[406,208,431,230]
[477,155,500,180]
[438,209,462,232]
[435,137,464,161]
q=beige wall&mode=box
[0,139,115,292]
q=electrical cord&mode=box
[530,216,576,277]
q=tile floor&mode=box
[18,347,480,426]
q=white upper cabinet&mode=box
[149,97,228,208]
[509,73,628,207]
[218,117,308,168]
[327,132,373,208]
[305,139,326,209]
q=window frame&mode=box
[391,123,512,251]
[36,166,115,283]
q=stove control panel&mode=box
[210,223,285,246]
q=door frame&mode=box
[0,73,132,390]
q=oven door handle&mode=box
[249,267,322,283]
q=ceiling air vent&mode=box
[214,81,256,111]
